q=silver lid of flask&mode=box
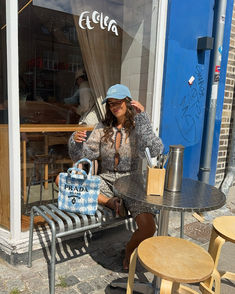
[169,144,184,151]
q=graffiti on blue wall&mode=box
[176,65,205,144]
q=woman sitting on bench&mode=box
[68,84,163,270]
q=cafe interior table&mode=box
[111,173,226,293]
[20,124,94,203]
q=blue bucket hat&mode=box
[102,84,132,104]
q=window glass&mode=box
[0,0,7,122]
[19,0,158,124]
[19,0,159,219]
[0,0,10,230]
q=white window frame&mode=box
[4,0,168,241]
[151,0,168,135]
[6,0,21,240]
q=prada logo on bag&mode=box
[64,184,88,193]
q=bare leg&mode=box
[124,213,156,269]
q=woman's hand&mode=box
[131,100,144,113]
[73,131,87,143]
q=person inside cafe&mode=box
[68,83,164,270]
[64,68,99,125]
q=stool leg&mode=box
[159,279,173,294]
[126,249,138,294]
[220,271,235,281]
[178,284,200,293]
[213,270,221,294]
[208,228,226,268]
[202,228,225,290]
[200,268,221,294]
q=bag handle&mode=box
[73,158,93,176]
[67,166,88,180]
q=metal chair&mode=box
[25,152,58,215]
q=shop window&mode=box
[19,0,159,222]
[0,0,7,123]
[19,0,158,125]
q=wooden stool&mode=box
[201,216,235,292]
[127,236,220,294]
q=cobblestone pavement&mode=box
[1,188,235,294]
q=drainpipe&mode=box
[199,0,228,184]
[221,116,235,195]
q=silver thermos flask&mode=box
[165,145,184,192]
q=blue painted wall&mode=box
[160,0,215,180]
[160,0,233,184]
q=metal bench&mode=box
[28,202,159,294]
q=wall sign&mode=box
[215,65,221,73]
[78,11,118,36]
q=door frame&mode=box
[6,0,21,240]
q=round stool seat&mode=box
[138,236,214,284]
[201,215,235,292]
[213,216,235,243]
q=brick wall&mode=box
[215,3,235,188]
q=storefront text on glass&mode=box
[78,11,118,36]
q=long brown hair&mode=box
[101,98,136,144]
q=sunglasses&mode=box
[107,99,125,107]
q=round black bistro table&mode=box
[112,174,226,294]
[114,174,226,236]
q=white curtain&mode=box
[71,3,122,119]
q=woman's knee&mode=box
[135,213,156,237]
